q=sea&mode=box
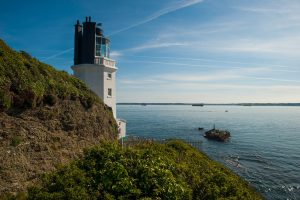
[117,105,300,200]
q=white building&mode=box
[71,17,126,138]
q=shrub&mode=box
[28,142,192,200]
[28,141,263,200]
[0,90,11,110]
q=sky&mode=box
[1,0,300,103]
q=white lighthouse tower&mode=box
[71,17,126,138]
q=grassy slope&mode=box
[27,140,263,200]
[0,39,98,111]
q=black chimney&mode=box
[74,20,82,65]
[81,17,96,64]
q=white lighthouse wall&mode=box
[103,69,117,118]
[73,64,104,97]
[72,64,116,118]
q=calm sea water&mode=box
[117,105,300,200]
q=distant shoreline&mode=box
[117,103,300,106]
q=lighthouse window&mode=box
[96,36,109,57]
[107,46,110,58]
[96,45,101,56]
[96,37,101,56]
[108,88,112,97]
[101,44,107,57]
[107,73,112,79]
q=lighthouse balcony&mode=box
[94,56,116,68]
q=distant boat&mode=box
[192,104,204,107]
[141,103,147,106]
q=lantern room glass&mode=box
[96,36,110,58]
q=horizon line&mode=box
[117,102,300,105]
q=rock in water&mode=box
[204,129,231,142]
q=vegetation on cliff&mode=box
[0,39,97,111]
[27,140,263,200]
[0,39,118,194]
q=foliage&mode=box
[0,39,99,111]
[0,89,11,110]
[11,136,22,147]
[28,141,263,200]
[0,192,27,200]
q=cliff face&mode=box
[0,40,118,194]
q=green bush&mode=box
[0,90,11,110]
[28,141,263,200]
[0,192,27,200]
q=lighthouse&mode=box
[71,17,126,138]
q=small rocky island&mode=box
[204,128,231,142]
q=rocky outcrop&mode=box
[204,129,231,142]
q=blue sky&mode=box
[1,0,300,103]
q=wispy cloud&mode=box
[243,76,300,83]
[120,79,166,85]
[235,7,290,15]
[43,0,203,62]
[234,1,300,30]
[120,60,300,73]
[206,37,300,55]
[110,51,123,59]
[120,82,300,91]
[118,65,300,92]
[128,42,187,52]
[157,73,239,82]
[41,48,73,61]
[109,0,204,36]
[119,67,267,85]
[118,0,300,58]
[111,42,187,58]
